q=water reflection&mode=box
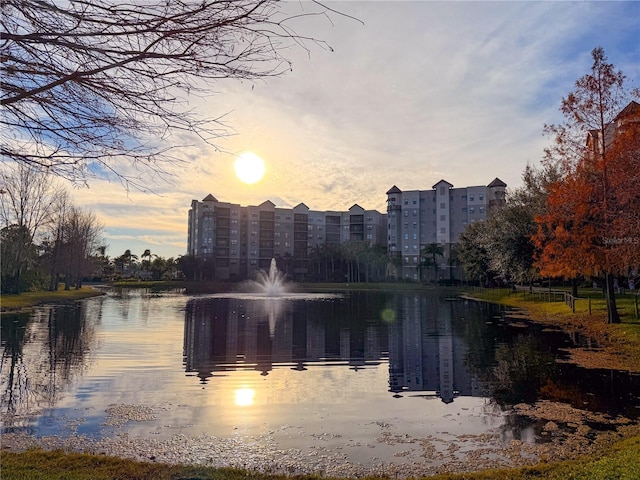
[182,292,640,417]
[2,289,639,445]
[182,294,504,404]
[1,300,101,429]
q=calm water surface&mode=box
[2,288,639,470]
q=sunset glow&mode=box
[234,152,265,184]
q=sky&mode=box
[66,1,640,260]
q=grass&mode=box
[466,286,640,373]
[0,285,104,311]
[2,436,639,480]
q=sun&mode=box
[234,152,265,184]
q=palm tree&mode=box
[421,243,444,282]
[121,249,138,276]
[141,249,152,279]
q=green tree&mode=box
[1,225,36,293]
[421,243,444,282]
[457,221,492,285]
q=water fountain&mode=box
[249,258,287,296]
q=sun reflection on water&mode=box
[235,388,256,407]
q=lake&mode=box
[1,288,638,476]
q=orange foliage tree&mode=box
[534,47,639,324]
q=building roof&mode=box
[432,179,453,189]
[202,194,218,202]
[386,185,402,195]
[487,177,507,188]
[259,200,275,208]
[616,100,640,120]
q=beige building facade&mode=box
[188,196,387,281]
[386,178,506,281]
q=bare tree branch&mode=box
[1,0,352,187]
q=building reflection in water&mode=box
[183,293,491,403]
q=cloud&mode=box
[60,1,639,259]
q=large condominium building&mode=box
[386,178,506,281]
[187,195,387,281]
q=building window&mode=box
[469,195,474,201]
[479,194,484,201]
[470,207,475,214]
[404,199,408,205]
[413,199,417,204]
[439,186,445,195]
[413,233,418,240]
[404,256,409,264]
[413,256,418,263]
[231,239,238,245]
[440,215,446,221]
[440,227,446,233]
[479,206,485,213]
[413,222,417,228]
[404,233,409,240]
[366,233,373,240]
[462,207,467,213]
[440,203,445,209]
[404,210,409,217]
[413,210,417,216]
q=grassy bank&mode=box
[2,436,639,480]
[0,285,104,312]
[467,287,640,372]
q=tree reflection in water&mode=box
[1,301,99,430]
